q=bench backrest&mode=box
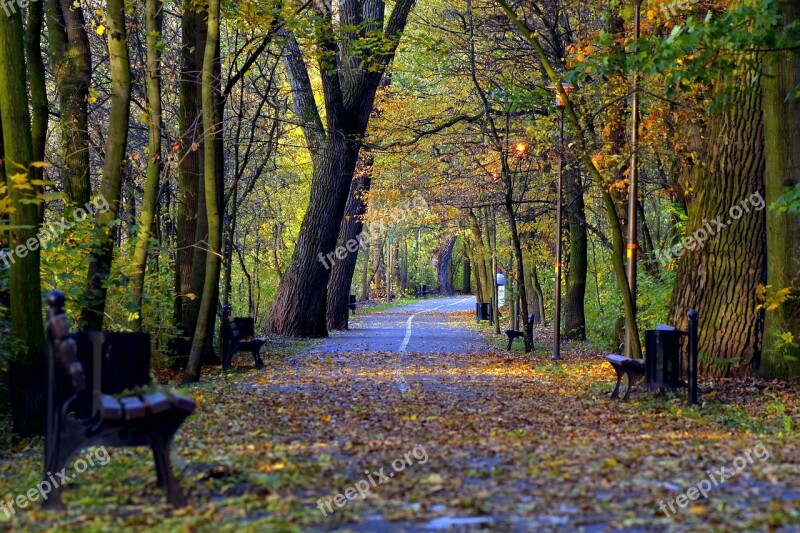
[222,315,254,343]
[55,332,151,419]
[221,304,255,345]
[233,317,255,339]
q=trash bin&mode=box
[645,325,684,389]
[476,302,492,322]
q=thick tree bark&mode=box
[185,0,222,382]
[564,167,587,340]
[761,0,800,379]
[265,0,415,337]
[130,0,164,330]
[0,6,46,436]
[83,0,132,330]
[434,235,457,296]
[326,153,373,330]
[268,135,361,336]
[669,59,766,377]
[45,0,92,207]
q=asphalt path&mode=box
[310,296,492,355]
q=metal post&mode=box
[625,0,642,359]
[552,106,565,360]
[492,209,500,334]
[386,235,392,303]
[687,310,699,405]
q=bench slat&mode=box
[605,354,628,365]
[120,396,147,419]
[142,392,172,414]
[99,395,124,420]
[169,393,197,414]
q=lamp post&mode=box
[625,0,642,358]
[547,83,573,360]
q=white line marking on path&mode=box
[398,298,471,352]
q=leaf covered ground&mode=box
[1,308,798,532]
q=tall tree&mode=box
[669,58,766,376]
[130,0,164,330]
[265,0,416,338]
[327,152,373,330]
[83,0,133,330]
[434,234,457,296]
[185,0,222,382]
[45,0,92,207]
[174,2,204,351]
[0,2,46,436]
[760,0,800,379]
[26,0,48,222]
[495,0,642,358]
[564,167,587,340]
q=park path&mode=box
[193,297,796,532]
[309,296,490,356]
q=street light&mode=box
[625,0,642,358]
[547,82,573,361]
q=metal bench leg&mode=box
[622,371,633,401]
[622,371,642,402]
[222,348,234,369]
[252,348,265,369]
[610,367,623,399]
[149,433,186,507]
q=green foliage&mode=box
[585,249,674,351]
[565,0,793,106]
[772,183,800,215]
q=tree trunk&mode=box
[462,258,471,294]
[669,57,766,377]
[174,3,203,349]
[326,153,373,330]
[184,0,222,382]
[434,235,457,296]
[761,0,800,379]
[265,0,415,337]
[130,0,163,330]
[467,209,491,303]
[360,240,370,299]
[45,0,91,207]
[371,233,386,297]
[505,198,531,351]
[0,6,46,437]
[401,238,408,292]
[26,0,47,222]
[222,186,237,308]
[83,0,132,330]
[267,135,361,337]
[530,263,545,325]
[564,167,587,340]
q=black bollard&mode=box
[687,310,699,405]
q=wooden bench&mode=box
[605,354,646,401]
[504,314,537,350]
[221,305,266,369]
[44,290,196,509]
